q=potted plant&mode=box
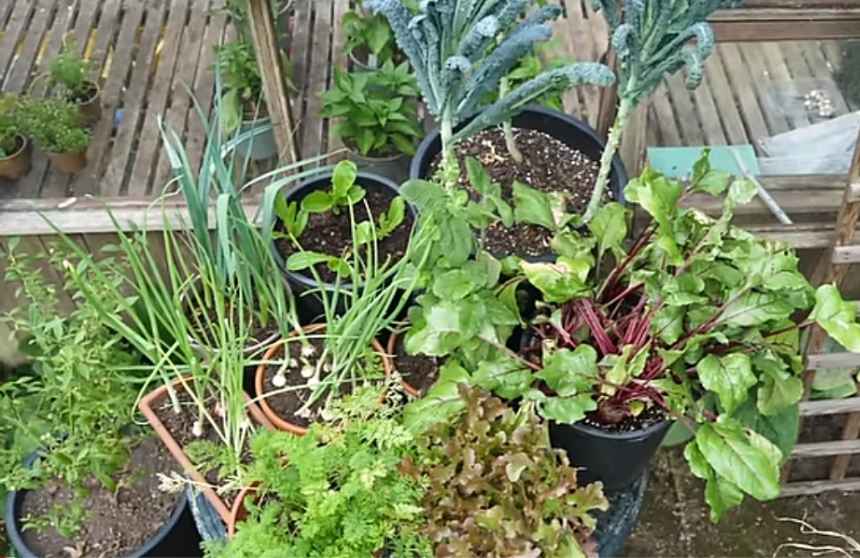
[272,160,415,319]
[344,3,398,70]
[1,242,201,557]
[21,98,90,174]
[470,154,860,520]
[211,387,432,556]
[366,0,616,186]
[404,384,608,557]
[217,40,277,161]
[322,63,422,182]
[47,40,101,126]
[0,94,30,181]
[258,164,429,432]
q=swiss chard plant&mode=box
[321,65,422,157]
[473,152,860,521]
[366,0,614,171]
[584,0,743,222]
[406,384,607,557]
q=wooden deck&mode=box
[0,1,858,242]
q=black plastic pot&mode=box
[277,172,416,323]
[5,456,202,557]
[550,418,671,491]
[409,105,628,203]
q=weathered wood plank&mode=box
[831,414,860,480]
[666,73,706,146]
[779,478,860,498]
[807,352,860,370]
[0,2,37,85]
[801,397,860,417]
[152,0,213,195]
[743,43,791,136]
[289,0,313,154]
[299,0,333,160]
[648,83,683,147]
[703,53,751,145]
[127,0,193,196]
[758,42,811,131]
[3,0,58,93]
[72,0,155,199]
[792,439,860,458]
[690,71,728,146]
[717,44,771,149]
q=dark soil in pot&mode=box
[11,437,195,558]
[391,334,439,396]
[429,127,604,259]
[275,180,413,284]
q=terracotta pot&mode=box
[386,331,421,398]
[255,324,393,434]
[46,149,87,174]
[138,376,274,523]
[74,80,102,127]
[0,136,31,180]
[227,486,256,537]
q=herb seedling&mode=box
[19,98,90,154]
[47,40,94,101]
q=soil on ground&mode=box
[582,405,667,434]
[432,126,603,259]
[392,334,439,395]
[19,437,182,558]
[275,185,413,283]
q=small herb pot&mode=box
[46,149,87,174]
[233,115,278,161]
[410,105,628,203]
[275,171,414,323]
[0,135,32,180]
[254,324,393,434]
[348,149,410,185]
[5,453,202,558]
[227,485,256,537]
[549,418,671,491]
[73,80,102,127]
[139,377,274,523]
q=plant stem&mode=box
[583,96,634,223]
[500,77,523,164]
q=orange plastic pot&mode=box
[138,377,274,523]
[386,331,421,398]
[254,324,393,435]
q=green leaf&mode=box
[520,257,591,304]
[810,284,860,352]
[696,353,756,415]
[302,190,334,213]
[513,181,556,230]
[727,178,757,207]
[465,157,494,195]
[400,179,445,211]
[624,168,684,263]
[378,196,406,236]
[757,374,803,417]
[695,420,782,502]
[540,395,597,424]
[732,396,799,459]
[473,356,532,400]
[696,170,732,196]
[536,345,599,397]
[432,269,482,300]
[684,442,744,523]
[588,202,627,258]
[332,160,358,199]
[721,292,794,327]
[439,215,473,267]
[286,251,333,272]
[220,89,242,134]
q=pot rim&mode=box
[74,79,101,106]
[349,147,411,163]
[254,324,394,434]
[565,415,673,441]
[0,135,28,161]
[138,376,274,523]
[45,148,87,157]
[227,485,257,538]
[278,171,414,290]
[4,451,191,558]
[385,329,424,398]
[409,104,629,192]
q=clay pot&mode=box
[138,377,274,523]
[0,136,31,180]
[74,80,102,127]
[254,324,393,435]
[46,150,87,174]
[227,486,256,537]
[386,331,421,398]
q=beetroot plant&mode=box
[473,152,860,520]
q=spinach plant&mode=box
[476,153,860,521]
[366,0,614,170]
[207,387,432,558]
[321,66,422,157]
[584,0,743,222]
[408,384,607,557]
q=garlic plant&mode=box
[584,0,743,222]
[366,0,615,173]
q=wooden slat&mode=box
[648,83,683,146]
[665,72,706,146]
[745,222,860,249]
[716,44,770,149]
[780,478,860,498]
[797,40,852,117]
[151,0,213,195]
[68,0,144,197]
[327,0,349,158]
[744,43,791,136]
[3,0,58,93]
[289,0,312,154]
[690,73,728,146]
[126,0,193,196]
[713,16,860,43]
[0,2,37,84]
[801,397,860,417]
[299,0,333,160]
[702,53,753,145]
[758,42,811,130]
[832,244,860,265]
[807,351,860,371]
[792,439,860,458]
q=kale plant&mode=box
[583,0,743,221]
[410,384,607,557]
[366,0,615,170]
